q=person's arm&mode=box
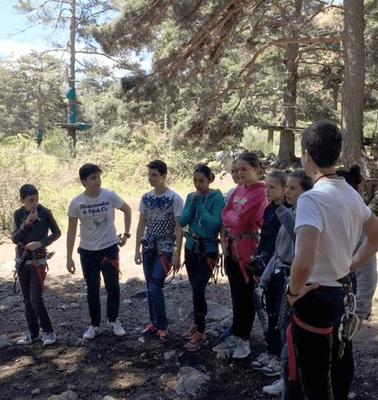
[118,201,132,247]
[40,209,62,247]
[195,192,225,229]
[288,225,320,304]
[11,209,37,244]
[135,213,146,265]
[179,194,195,227]
[276,205,296,242]
[350,213,378,271]
[66,217,78,274]
[173,216,183,272]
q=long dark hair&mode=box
[194,164,215,183]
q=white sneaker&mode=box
[262,378,284,395]
[42,331,56,346]
[16,332,40,345]
[232,339,251,359]
[108,319,126,336]
[83,325,102,340]
[212,335,240,352]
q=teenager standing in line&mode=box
[213,152,268,359]
[66,164,132,340]
[135,160,183,342]
[180,165,225,351]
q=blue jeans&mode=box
[143,249,172,330]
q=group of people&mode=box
[11,120,378,400]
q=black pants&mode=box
[287,286,354,400]
[18,262,53,337]
[79,244,120,326]
[265,270,286,357]
[185,249,215,333]
[225,255,255,340]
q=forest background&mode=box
[1,0,378,235]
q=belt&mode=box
[25,259,46,266]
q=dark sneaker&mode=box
[185,332,209,351]
[16,332,40,345]
[42,331,56,346]
[220,324,233,340]
[252,352,274,370]
[182,324,198,340]
[260,356,282,376]
[141,322,157,336]
[157,329,169,343]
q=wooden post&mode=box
[268,128,274,143]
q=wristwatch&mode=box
[123,233,131,239]
[286,284,299,297]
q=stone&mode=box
[132,289,148,299]
[175,366,210,395]
[0,335,11,348]
[163,350,176,361]
[206,301,232,322]
[47,390,78,400]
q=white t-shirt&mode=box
[139,188,183,252]
[295,178,371,286]
[68,188,124,251]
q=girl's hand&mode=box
[191,191,201,204]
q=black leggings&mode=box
[225,255,255,340]
[79,244,120,326]
[185,249,215,333]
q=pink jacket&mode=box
[222,182,268,280]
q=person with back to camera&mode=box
[180,164,225,351]
[12,184,61,346]
[286,120,378,400]
[213,152,268,359]
[66,164,132,340]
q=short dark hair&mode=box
[194,164,215,183]
[79,164,102,181]
[20,184,38,199]
[288,170,314,192]
[147,160,167,176]
[301,120,342,168]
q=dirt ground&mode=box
[1,197,378,400]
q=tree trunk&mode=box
[343,0,378,212]
[342,0,365,166]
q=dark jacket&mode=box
[12,204,61,260]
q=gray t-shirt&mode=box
[68,188,124,251]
